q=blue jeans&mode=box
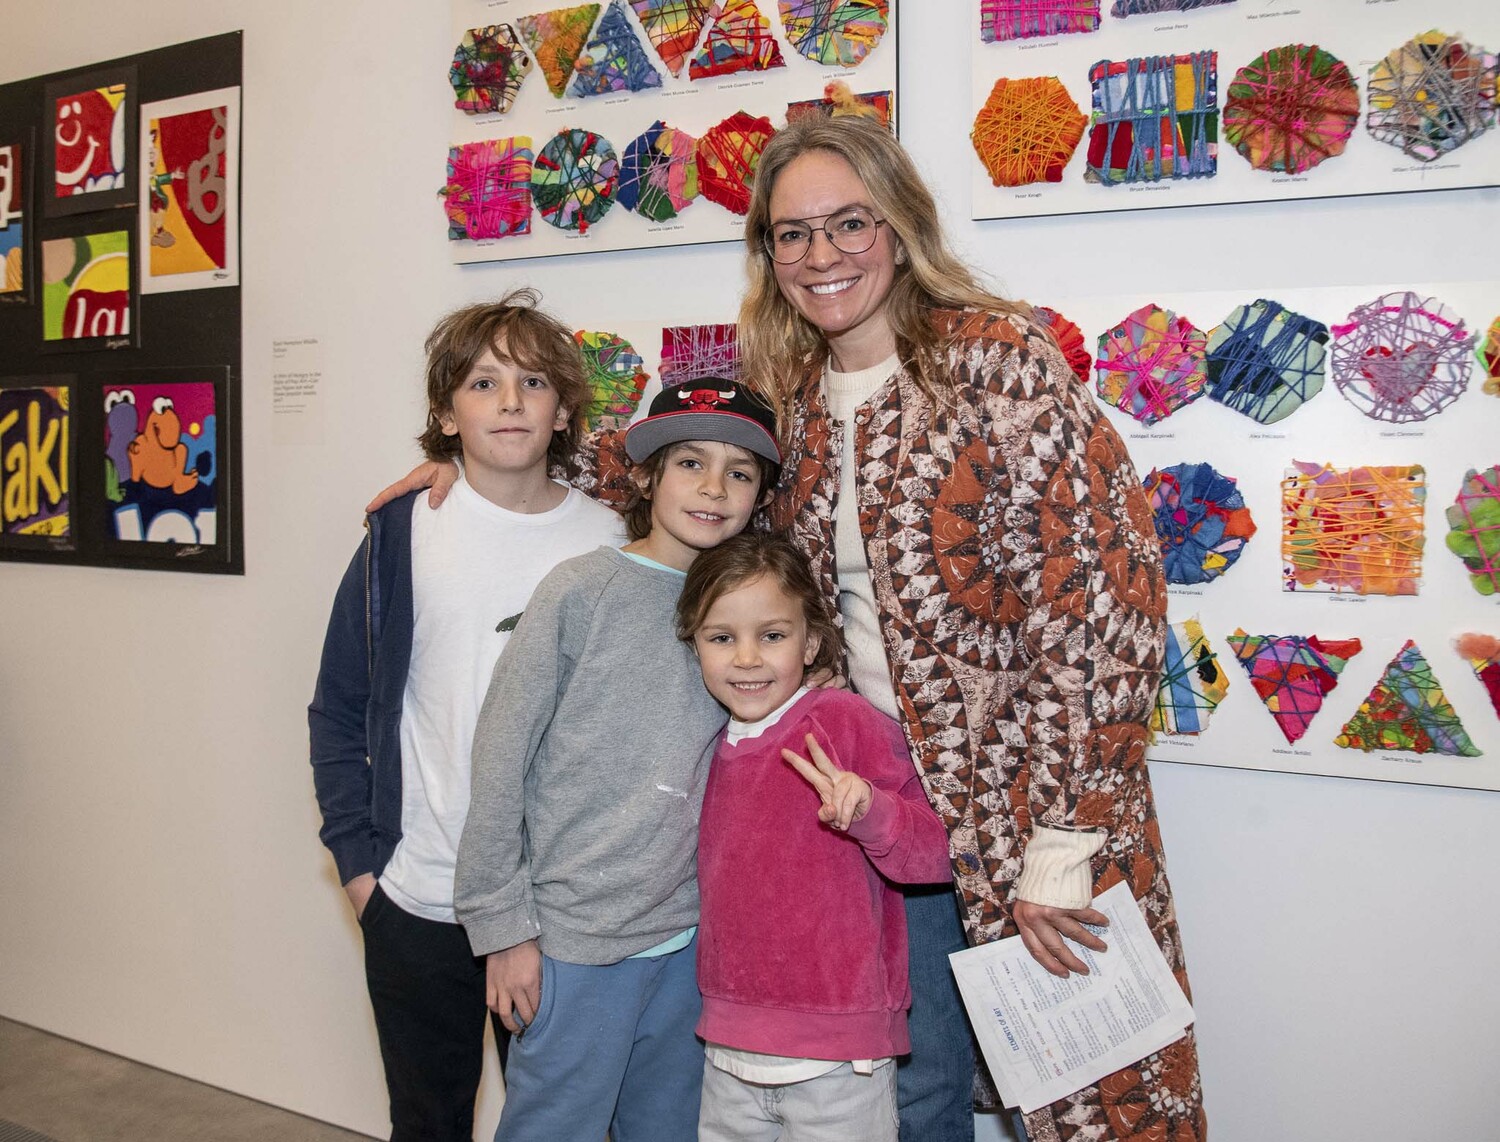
[495,941,702,1142]
[897,884,975,1142]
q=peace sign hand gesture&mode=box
[782,733,873,832]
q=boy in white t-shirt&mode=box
[308,289,623,1141]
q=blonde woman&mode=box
[371,116,1205,1142]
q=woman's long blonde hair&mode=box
[738,116,1029,432]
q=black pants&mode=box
[361,884,510,1142]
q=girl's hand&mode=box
[804,666,847,690]
[1013,899,1109,978]
[782,733,871,831]
[366,460,459,512]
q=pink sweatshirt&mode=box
[696,687,953,1061]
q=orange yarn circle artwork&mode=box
[971,75,1086,187]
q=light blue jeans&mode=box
[494,940,702,1142]
[699,1060,899,1141]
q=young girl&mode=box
[675,532,952,1141]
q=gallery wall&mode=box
[0,2,1496,1139]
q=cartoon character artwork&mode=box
[54,84,127,198]
[139,88,239,292]
[103,382,218,545]
[0,143,25,300]
[41,231,132,346]
[0,385,70,539]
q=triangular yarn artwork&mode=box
[661,323,740,384]
[1446,466,1500,597]
[1335,640,1480,757]
[1142,461,1256,585]
[571,0,663,97]
[1224,45,1359,174]
[532,128,619,232]
[440,137,534,240]
[1151,617,1229,736]
[778,1,889,68]
[695,111,774,215]
[1034,306,1091,384]
[1226,630,1362,744]
[1205,299,1326,424]
[971,76,1087,187]
[576,330,650,430]
[1330,291,1474,424]
[618,120,699,221]
[1281,461,1425,595]
[1095,303,1207,425]
[979,1,1100,44]
[1455,633,1500,722]
[1366,29,1499,162]
[450,24,533,115]
[518,5,603,98]
[628,0,712,77]
[690,0,786,81]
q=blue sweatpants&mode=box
[495,940,702,1142]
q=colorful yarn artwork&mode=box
[1205,299,1327,425]
[440,137,534,240]
[1034,306,1091,384]
[695,111,775,215]
[576,330,650,430]
[1223,44,1359,174]
[1366,30,1499,162]
[518,5,602,98]
[1335,640,1479,757]
[1281,461,1425,596]
[1329,292,1475,424]
[1476,316,1500,397]
[661,322,741,384]
[1455,633,1500,722]
[1446,466,1500,597]
[779,1,888,68]
[1150,617,1229,736]
[619,121,699,221]
[786,82,893,129]
[1095,304,1207,425]
[690,0,786,80]
[1226,630,1363,745]
[1142,462,1256,585]
[571,0,663,97]
[971,76,1086,187]
[629,0,712,77]
[1110,0,1233,15]
[1086,53,1218,184]
[532,129,618,233]
[978,1,1100,44]
[450,24,533,115]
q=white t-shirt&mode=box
[379,476,626,923]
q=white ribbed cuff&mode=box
[1014,827,1105,910]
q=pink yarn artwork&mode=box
[1095,303,1207,425]
[440,137,533,240]
[1330,291,1475,423]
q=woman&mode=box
[374,117,1205,1141]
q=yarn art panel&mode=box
[576,330,650,430]
[1223,44,1359,174]
[778,1,889,68]
[1335,640,1479,757]
[618,121,699,221]
[571,0,663,97]
[1110,0,1233,14]
[518,5,602,98]
[971,76,1086,187]
[1455,633,1500,722]
[690,0,786,81]
[1150,617,1229,736]
[978,1,1099,44]
[1366,30,1499,163]
[628,0,712,77]
[695,111,774,215]
[440,137,533,240]
[661,322,740,384]
[786,82,892,129]
[1477,316,1500,397]
[1205,299,1327,425]
[532,129,619,233]
[1226,630,1363,745]
[1329,291,1474,424]
[1446,466,1500,597]
[1281,461,1425,596]
[1034,305,1091,384]
[450,24,533,115]
[1095,303,1207,425]
[1142,461,1256,585]
[1086,52,1219,184]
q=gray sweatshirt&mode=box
[454,546,726,965]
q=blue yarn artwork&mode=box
[571,0,663,98]
[1111,0,1233,14]
[1143,461,1257,585]
[1205,299,1327,424]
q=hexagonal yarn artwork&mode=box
[778,1,889,68]
[695,111,774,216]
[971,76,1086,187]
[576,330,650,430]
[1223,44,1359,174]
[1366,29,1499,162]
[1446,466,1500,597]
[1329,291,1474,424]
[978,1,1100,44]
[450,24,533,114]
[1205,299,1327,424]
[532,129,619,233]
[618,120,699,221]
[1095,303,1207,425]
[1142,461,1256,585]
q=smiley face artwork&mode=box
[54,84,127,198]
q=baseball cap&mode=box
[624,379,781,465]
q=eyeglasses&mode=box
[762,206,887,265]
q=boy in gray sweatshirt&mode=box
[453,381,781,1142]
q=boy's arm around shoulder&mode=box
[454,559,598,956]
[819,695,952,885]
[307,534,379,886]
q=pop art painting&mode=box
[41,228,136,350]
[103,380,217,546]
[44,66,137,216]
[0,382,70,543]
[139,87,240,293]
[0,140,29,303]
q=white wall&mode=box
[1,3,1496,1139]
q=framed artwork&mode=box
[0,375,75,554]
[0,134,32,304]
[43,65,138,217]
[969,0,1500,220]
[445,0,900,262]
[138,86,241,293]
[39,220,138,351]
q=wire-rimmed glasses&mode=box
[762,206,887,265]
